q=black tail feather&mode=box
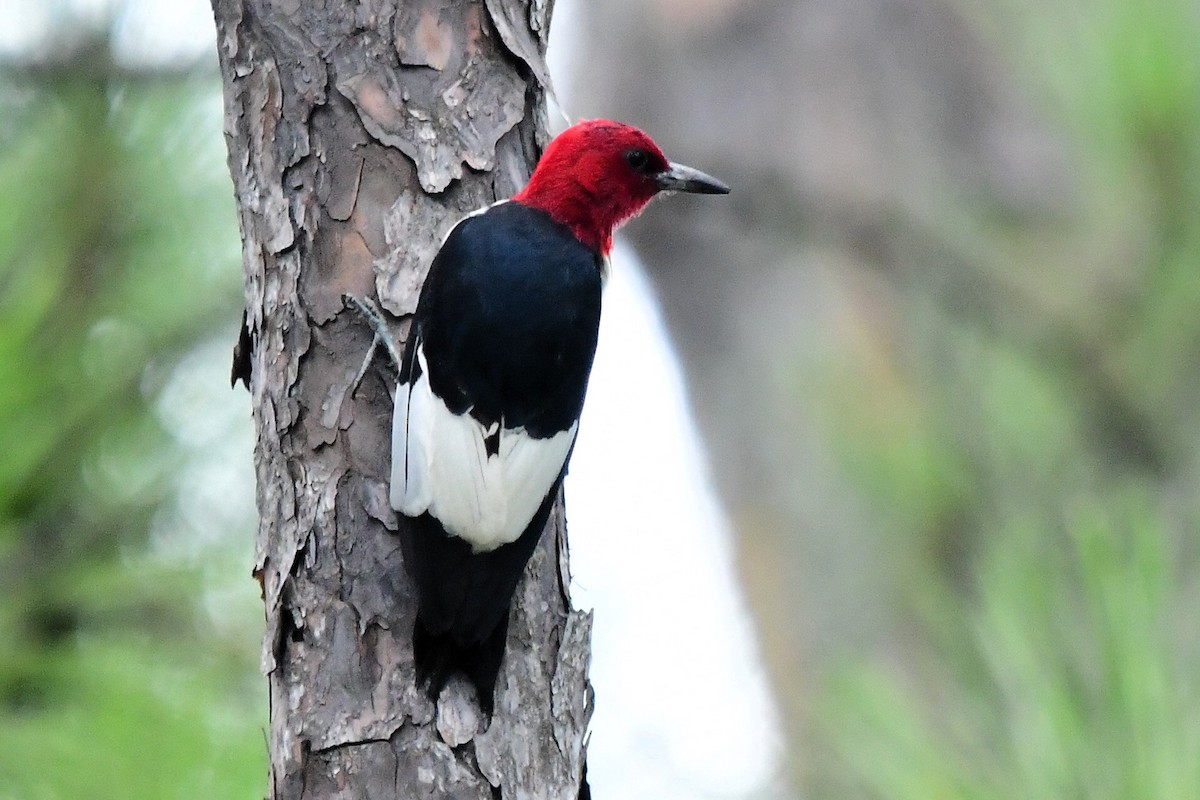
[413,612,509,717]
[401,483,561,714]
[578,760,591,800]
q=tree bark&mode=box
[210,1,592,797]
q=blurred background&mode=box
[2,0,1199,798]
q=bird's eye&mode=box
[625,148,651,172]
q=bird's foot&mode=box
[344,294,403,395]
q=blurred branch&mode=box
[0,30,215,85]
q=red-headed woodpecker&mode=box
[380,119,728,712]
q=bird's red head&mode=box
[513,120,729,254]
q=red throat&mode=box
[513,188,629,255]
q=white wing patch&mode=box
[390,345,577,552]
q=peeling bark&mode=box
[210,1,590,797]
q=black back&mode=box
[413,201,603,438]
[397,201,603,711]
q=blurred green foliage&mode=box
[0,39,265,799]
[2,1,1198,798]
[815,0,1200,796]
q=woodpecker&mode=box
[377,119,728,713]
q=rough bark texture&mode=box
[210,1,592,797]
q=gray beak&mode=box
[655,161,730,195]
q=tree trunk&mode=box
[210,1,591,797]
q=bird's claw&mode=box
[344,294,403,395]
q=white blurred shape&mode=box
[113,0,215,66]
[566,242,782,800]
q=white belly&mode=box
[390,346,576,552]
